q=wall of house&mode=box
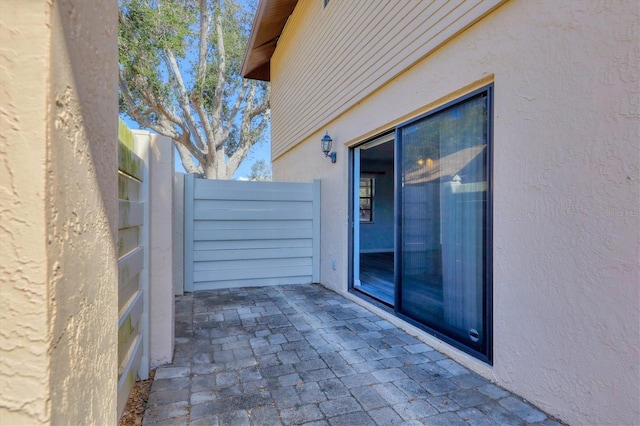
[0,2,52,424]
[48,0,119,423]
[271,1,640,425]
[0,0,119,424]
[270,0,505,160]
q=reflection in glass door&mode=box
[397,88,491,359]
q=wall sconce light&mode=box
[321,132,337,163]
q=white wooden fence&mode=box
[116,121,149,417]
[184,176,320,291]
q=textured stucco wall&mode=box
[0,0,119,424]
[272,1,640,424]
[48,0,119,423]
[0,2,51,424]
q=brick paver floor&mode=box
[142,284,562,426]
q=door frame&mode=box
[349,132,396,308]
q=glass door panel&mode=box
[398,92,490,356]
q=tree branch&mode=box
[222,79,250,141]
[211,0,227,129]
[224,138,252,179]
[218,79,255,151]
[254,109,270,136]
[175,143,204,176]
[121,71,206,167]
[133,78,184,129]
[248,84,270,119]
[163,48,208,153]
[131,78,201,159]
[119,71,179,139]
[196,0,211,90]
[225,106,270,178]
[190,0,217,150]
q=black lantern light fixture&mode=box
[321,132,337,163]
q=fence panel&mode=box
[116,121,149,418]
[184,176,320,291]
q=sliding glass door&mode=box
[396,88,491,359]
[350,86,492,361]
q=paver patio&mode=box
[143,284,561,425]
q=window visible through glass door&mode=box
[360,178,374,222]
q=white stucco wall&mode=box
[272,1,640,424]
[0,0,119,424]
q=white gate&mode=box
[116,121,149,417]
[184,175,320,291]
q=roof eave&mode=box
[241,0,299,82]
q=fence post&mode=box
[147,134,174,366]
[184,174,195,292]
[173,173,185,295]
[312,179,321,283]
[133,131,150,381]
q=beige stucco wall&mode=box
[272,1,640,425]
[0,0,119,424]
[0,2,52,423]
